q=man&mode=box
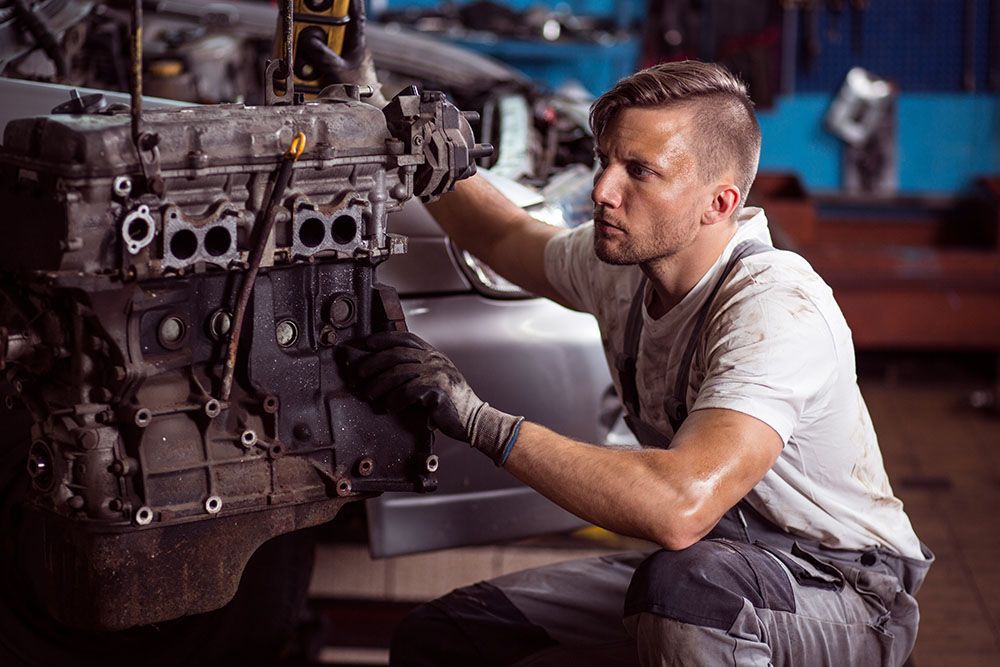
[328,11,931,664]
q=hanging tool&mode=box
[273,0,352,99]
[802,0,821,71]
[850,0,866,56]
[780,0,799,94]
[964,0,977,91]
[265,0,297,104]
[10,0,67,77]
[827,0,845,43]
[127,0,163,197]
[220,132,306,402]
[991,0,1000,90]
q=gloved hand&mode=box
[343,332,524,466]
[297,0,387,107]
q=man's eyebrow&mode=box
[622,154,662,172]
[594,147,659,167]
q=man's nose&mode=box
[592,166,622,209]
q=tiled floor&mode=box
[309,368,1000,665]
[861,377,1000,666]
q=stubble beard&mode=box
[593,212,700,267]
[594,235,646,265]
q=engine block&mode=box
[0,85,487,630]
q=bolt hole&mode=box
[135,506,153,525]
[205,496,222,514]
[204,226,232,257]
[170,229,198,260]
[241,430,257,447]
[113,178,131,196]
[205,399,221,417]
[298,217,325,248]
[331,215,357,244]
[26,441,54,490]
[134,408,152,427]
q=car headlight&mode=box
[455,247,533,299]
[525,164,596,229]
[455,164,597,299]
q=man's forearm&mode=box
[424,175,562,302]
[503,422,703,550]
[345,334,781,549]
[425,173,528,259]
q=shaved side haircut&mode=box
[590,61,761,210]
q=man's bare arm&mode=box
[347,335,781,549]
[503,408,784,550]
[426,173,570,306]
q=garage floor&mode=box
[306,355,1000,666]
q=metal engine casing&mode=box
[0,85,483,630]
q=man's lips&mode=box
[595,217,625,235]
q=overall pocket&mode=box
[755,541,846,591]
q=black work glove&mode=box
[297,0,387,106]
[344,332,525,466]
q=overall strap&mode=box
[663,239,774,431]
[617,239,774,435]
[617,277,648,423]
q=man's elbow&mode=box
[650,505,715,551]
[653,527,702,552]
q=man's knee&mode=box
[390,582,557,667]
[624,540,794,632]
[390,599,478,667]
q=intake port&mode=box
[331,214,358,244]
[169,229,198,261]
[204,226,232,257]
[298,216,325,248]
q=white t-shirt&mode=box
[543,207,924,559]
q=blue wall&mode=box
[757,93,1000,194]
[793,0,993,93]
[446,36,639,96]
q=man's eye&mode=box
[627,163,651,178]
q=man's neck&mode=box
[641,226,738,320]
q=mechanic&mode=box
[326,6,932,664]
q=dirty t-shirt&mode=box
[543,207,923,558]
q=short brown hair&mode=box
[590,61,761,209]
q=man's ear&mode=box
[702,184,741,226]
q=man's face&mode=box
[591,105,712,265]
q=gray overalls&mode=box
[390,241,933,667]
